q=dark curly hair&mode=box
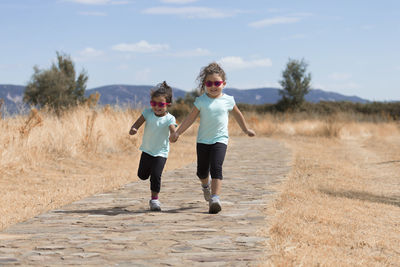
[196,62,226,93]
[150,81,173,103]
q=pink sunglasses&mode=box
[205,80,224,87]
[150,101,170,107]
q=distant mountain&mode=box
[87,85,369,106]
[85,85,187,108]
[0,85,26,115]
[0,84,370,115]
[306,89,368,103]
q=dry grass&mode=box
[256,117,400,266]
[1,107,400,266]
[0,106,196,231]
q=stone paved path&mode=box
[0,137,291,266]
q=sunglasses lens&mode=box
[205,81,223,87]
[158,103,166,107]
[150,101,156,107]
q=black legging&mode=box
[137,152,167,193]
[196,142,227,180]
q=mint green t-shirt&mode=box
[194,93,235,145]
[140,108,177,158]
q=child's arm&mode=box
[231,105,256,137]
[129,115,145,135]
[170,107,200,142]
[169,124,177,136]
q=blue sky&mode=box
[1,0,399,101]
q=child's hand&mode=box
[169,132,179,143]
[129,127,138,135]
[246,129,256,137]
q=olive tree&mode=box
[24,52,88,112]
[278,58,311,110]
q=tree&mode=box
[278,58,311,111]
[24,52,88,112]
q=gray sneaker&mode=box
[209,196,221,214]
[149,199,161,211]
[202,185,211,201]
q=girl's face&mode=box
[204,73,226,98]
[150,95,169,116]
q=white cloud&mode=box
[329,72,352,81]
[249,16,301,28]
[171,48,211,57]
[143,6,235,19]
[160,0,198,4]
[78,11,107,16]
[218,56,272,70]
[112,41,169,53]
[249,13,311,28]
[74,47,105,62]
[66,0,129,5]
[79,47,104,57]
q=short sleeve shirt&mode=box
[140,108,177,158]
[194,93,235,145]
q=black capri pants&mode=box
[196,142,227,180]
[137,152,167,193]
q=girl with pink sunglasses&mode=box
[129,81,177,211]
[170,62,255,214]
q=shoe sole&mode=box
[209,202,221,214]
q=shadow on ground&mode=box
[319,188,400,208]
[54,206,198,216]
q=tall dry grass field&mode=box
[245,114,400,266]
[1,107,399,266]
[0,106,196,231]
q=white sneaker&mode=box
[149,199,161,211]
[209,196,221,214]
[202,185,211,201]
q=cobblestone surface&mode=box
[0,137,291,266]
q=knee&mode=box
[137,171,149,180]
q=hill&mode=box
[0,84,369,115]
[84,85,187,107]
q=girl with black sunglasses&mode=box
[170,62,255,214]
[129,81,177,211]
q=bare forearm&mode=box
[176,117,194,135]
[232,105,256,137]
[176,107,199,136]
[131,120,143,130]
[232,107,249,132]
[129,115,145,135]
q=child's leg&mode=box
[209,142,227,196]
[211,179,222,196]
[149,156,167,198]
[196,143,211,185]
[137,152,152,180]
[196,143,212,201]
[148,156,166,211]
